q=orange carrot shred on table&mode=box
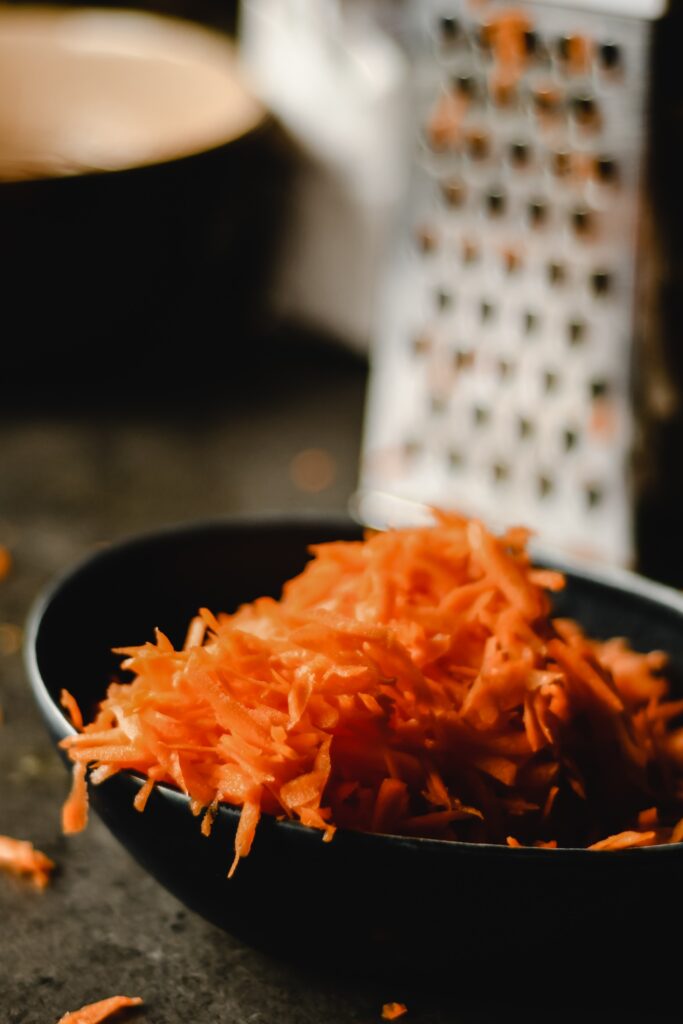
[0,544,11,581]
[382,1003,408,1021]
[59,510,683,867]
[62,762,89,835]
[0,834,55,889]
[56,995,143,1024]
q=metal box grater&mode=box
[359,0,683,575]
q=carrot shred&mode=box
[0,544,11,581]
[0,834,55,889]
[382,1003,408,1021]
[588,831,657,851]
[56,995,143,1024]
[59,511,683,866]
[133,777,155,813]
[60,689,84,731]
[62,762,89,834]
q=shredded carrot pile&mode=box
[0,834,55,889]
[382,1003,408,1020]
[60,512,683,870]
[56,995,143,1024]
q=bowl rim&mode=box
[0,5,269,187]
[24,512,683,861]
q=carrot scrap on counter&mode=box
[56,995,143,1024]
[60,511,683,871]
[0,544,11,581]
[382,1003,408,1020]
[0,834,55,889]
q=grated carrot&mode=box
[382,1003,408,1020]
[0,544,10,581]
[60,511,683,868]
[0,834,55,889]
[56,995,143,1024]
[60,689,84,731]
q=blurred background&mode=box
[2,0,683,585]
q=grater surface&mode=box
[361,0,652,565]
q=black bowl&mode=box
[25,516,683,980]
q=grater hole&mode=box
[555,34,573,60]
[547,261,566,285]
[570,93,599,128]
[590,270,612,296]
[490,79,518,109]
[473,405,490,427]
[476,20,493,53]
[538,474,554,498]
[523,310,540,335]
[486,189,506,216]
[448,448,465,470]
[551,149,572,177]
[586,484,603,509]
[439,15,461,44]
[497,358,514,381]
[518,416,534,439]
[441,178,467,207]
[599,41,621,71]
[412,332,432,356]
[543,370,559,393]
[532,83,563,115]
[557,35,571,58]
[557,34,592,72]
[502,247,523,274]
[492,461,510,483]
[430,394,449,415]
[480,300,495,323]
[509,140,532,167]
[454,348,475,371]
[452,72,478,98]
[590,378,610,399]
[415,225,438,253]
[403,438,423,459]
[528,199,547,227]
[436,288,454,311]
[571,206,593,236]
[564,428,579,452]
[466,128,490,160]
[462,239,480,265]
[595,155,618,184]
[568,319,587,345]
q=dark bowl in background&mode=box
[0,7,288,376]
[25,516,683,984]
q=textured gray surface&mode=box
[0,346,673,1022]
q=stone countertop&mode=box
[0,340,673,1023]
